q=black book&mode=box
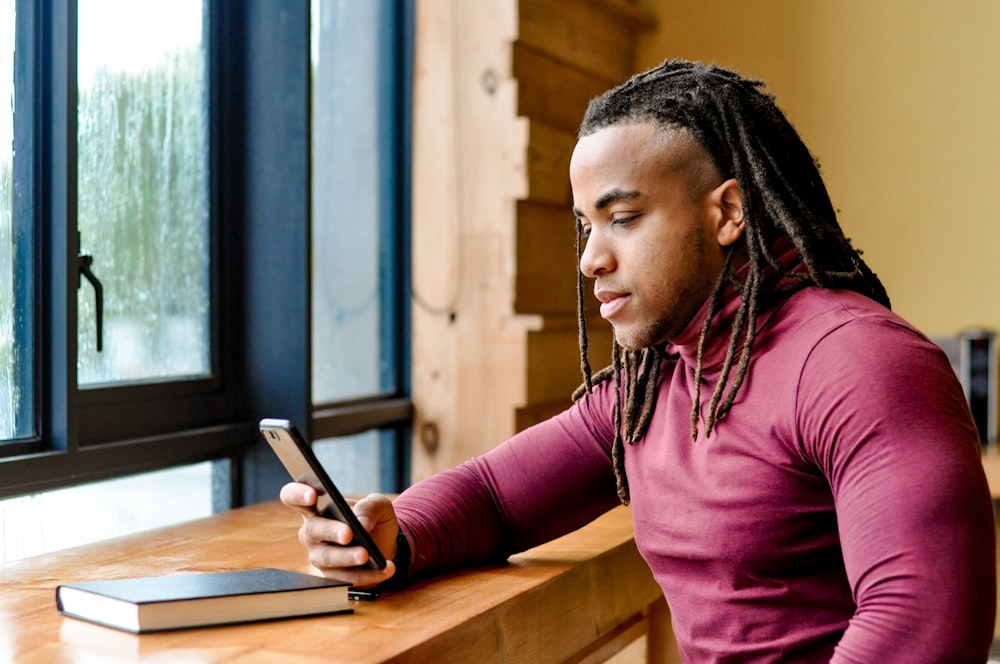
[56,568,352,633]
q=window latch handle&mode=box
[77,254,104,352]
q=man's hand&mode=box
[279,482,400,588]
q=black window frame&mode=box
[0,0,413,506]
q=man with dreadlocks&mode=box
[282,60,995,662]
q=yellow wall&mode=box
[636,1,1000,337]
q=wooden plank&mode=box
[526,120,576,206]
[583,0,658,30]
[526,324,615,405]
[410,0,530,477]
[646,596,682,664]
[517,399,573,432]
[514,202,612,322]
[515,200,579,315]
[514,313,614,431]
[981,447,1000,498]
[513,43,610,134]
[412,234,528,475]
[518,0,656,85]
[566,613,648,664]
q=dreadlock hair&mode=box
[571,59,891,505]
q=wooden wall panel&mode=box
[510,0,656,431]
[518,0,655,84]
[525,324,615,405]
[409,0,528,479]
[526,120,575,206]
[515,319,615,433]
[514,200,577,315]
[512,43,608,134]
[513,200,609,322]
[410,0,655,476]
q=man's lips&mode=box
[595,289,629,320]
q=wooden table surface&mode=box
[0,500,671,663]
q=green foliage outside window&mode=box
[76,48,209,384]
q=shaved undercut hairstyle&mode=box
[572,59,890,504]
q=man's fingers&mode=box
[311,541,371,569]
[309,560,398,589]
[279,482,319,517]
[352,493,395,530]
[299,515,353,546]
[282,488,401,589]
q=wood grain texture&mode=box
[0,501,671,663]
[409,0,529,479]
[525,121,576,206]
[409,0,653,479]
[518,0,655,85]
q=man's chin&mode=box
[611,326,662,352]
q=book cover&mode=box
[56,567,352,633]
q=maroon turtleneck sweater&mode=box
[392,284,995,662]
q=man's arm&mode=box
[281,385,622,585]
[800,319,996,663]
[394,393,622,579]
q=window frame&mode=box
[0,0,413,504]
[309,0,415,491]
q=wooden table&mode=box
[0,501,674,663]
[983,447,1000,498]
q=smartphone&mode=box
[258,418,387,570]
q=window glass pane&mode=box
[311,0,396,403]
[76,0,209,386]
[0,461,213,563]
[314,431,381,494]
[1,0,28,439]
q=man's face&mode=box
[570,123,740,349]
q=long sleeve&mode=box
[389,288,996,662]
[626,286,995,662]
[797,319,996,662]
[392,398,621,579]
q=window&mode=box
[310,0,413,493]
[76,0,209,386]
[2,0,30,443]
[0,1,412,559]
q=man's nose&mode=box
[579,229,613,278]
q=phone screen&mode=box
[259,418,387,570]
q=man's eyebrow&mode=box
[596,188,641,210]
[572,188,641,218]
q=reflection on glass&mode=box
[311,0,394,403]
[0,461,213,563]
[314,432,381,495]
[1,0,25,439]
[76,0,209,385]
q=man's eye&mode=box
[612,215,638,226]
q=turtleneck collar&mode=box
[666,236,804,371]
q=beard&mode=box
[609,279,711,350]
[609,310,679,350]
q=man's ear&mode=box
[711,178,745,247]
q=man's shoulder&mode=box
[761,287,936,371]
[771,289,958,390]
[776,287,917,338]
